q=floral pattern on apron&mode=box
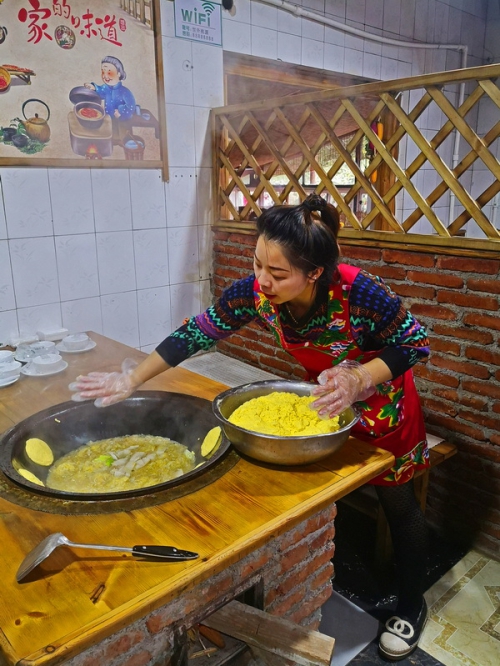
[254,264,429,485]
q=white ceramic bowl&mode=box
[0,360,22,379]
[62,333,89,351]
[30,341,56,355]
[0,350,15,364]
[32,353,65,373]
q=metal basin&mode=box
[0,392,230,500]
[213,380,359,466]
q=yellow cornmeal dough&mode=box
[25,438,54,466]
[13,459,45,485]
[201,426,222,458]
[17,468,45,486]
[229,392,340,436]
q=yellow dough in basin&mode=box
[229,392,340,437]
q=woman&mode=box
[84,55,135,121]
[70,194,430,661]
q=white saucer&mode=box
[0,374,20,387]
[55,340,96,354]
[20,361,69,377]
[14,352,33,363]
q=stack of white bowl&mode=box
[16,340,57,361]
[61,333,90,351]
[0,350,22,386]
[28,353,66,375]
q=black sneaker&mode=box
[378,599,428,661]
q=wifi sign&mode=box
[174,0,223,46]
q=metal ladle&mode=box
[16,532,199,582]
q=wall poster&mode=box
[0,0,168,178]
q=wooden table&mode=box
[0,333,394,665]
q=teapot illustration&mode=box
[20,99,51,143]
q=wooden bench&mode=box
[340,437,457,568]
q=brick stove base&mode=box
[66,504,337,666]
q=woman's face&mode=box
[253,236,317,304]
[101,63,120,86]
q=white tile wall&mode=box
[0,241,15,312]
[302,38,325,68]
[324,42,345,71]
[347,0,366,25]
[166,168,198,227]
[137,286,172,347]
[192,42,225,108]
[92,170,132,233]
[194,106,214,169]
[251,25,278,59]
[228,0,251,24]
[96,231,136,295]
[278,32,302,64]
[167,225,201,284]
[49,170,94,236]
[2,169,53,238]
[163,37,195,107]
[101,291,139,348]
[61,297,103,336]
[130,170,167,230]
[302,17,325,43]
[133,229,170,290]
[165,104,196,167]
[278,8,302,36]
[0,181,7,239]
[160,0,175,38]
[222,18,252,54]
[251,1,278,30]
[0,0,491,351]
[170,281,202,330]
[0,310,19,346]
[55,234,100,302]
[344,48,364,75]
[10,238,59,308]
[18,303,62,339]
[327,0,346,21]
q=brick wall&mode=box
[65,505,336,666]
[213,230,500,559]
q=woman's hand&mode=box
[310,360,377,418]
[69,358,140,408]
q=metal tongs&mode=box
[16,532,199,582]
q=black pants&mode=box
[375,478,429,621]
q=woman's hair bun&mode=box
[303,194,327,212]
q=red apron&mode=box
[254,264,429,485]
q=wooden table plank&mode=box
[0,333,394,665]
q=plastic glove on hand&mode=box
[69,358,140,408]
[310,360,376,418]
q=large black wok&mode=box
[0,391,230,501]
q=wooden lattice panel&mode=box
[212,64,500,252]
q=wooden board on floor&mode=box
[203,600,335,666]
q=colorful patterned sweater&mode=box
[156,269,430,378]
